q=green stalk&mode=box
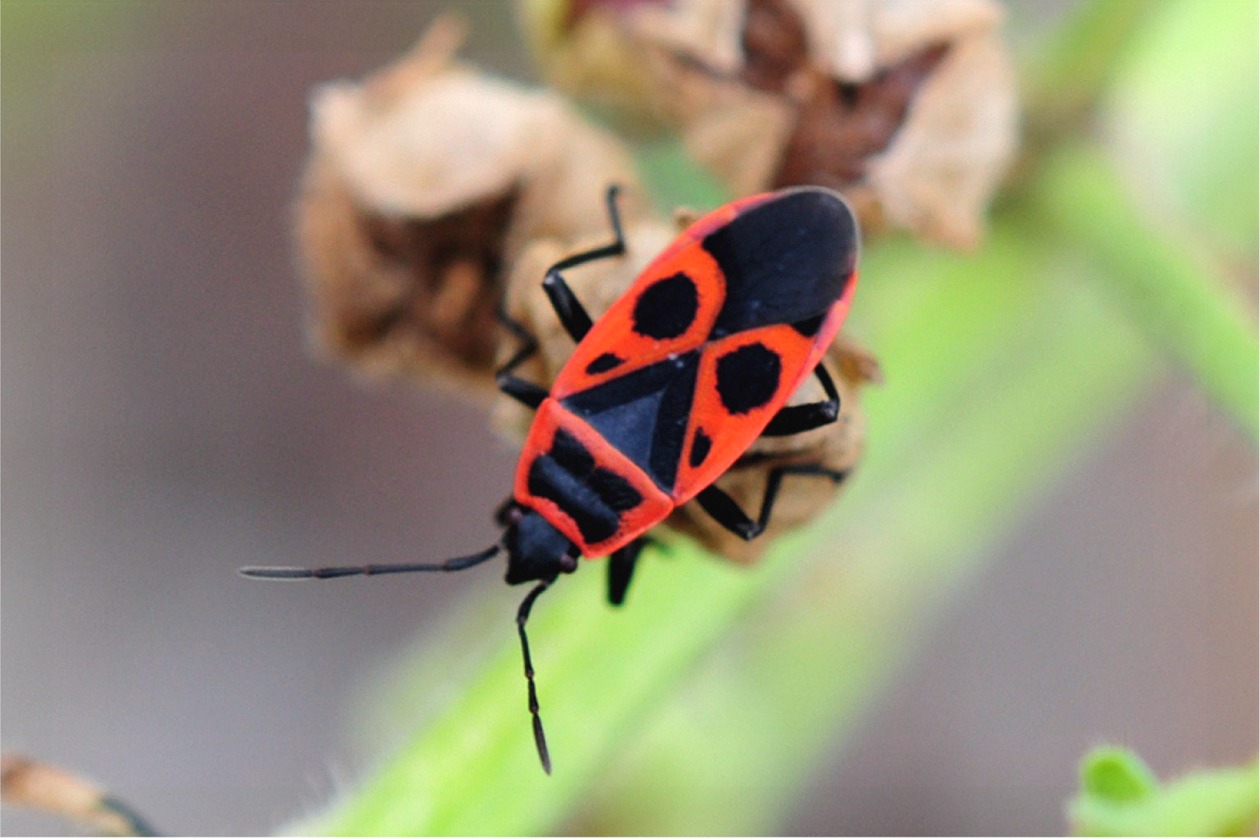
[570,226,1155,834]
[1022,0,1160,129]
[1038,146,1259,442]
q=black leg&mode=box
[694,464,848,541]
[495,304,549,410]
[541,185,627,344]
[516,576,557,774]
[493,186,626,406]
[606,538,648,607]
[497,372,548,410]
[761,363,840,437]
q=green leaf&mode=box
[1080,747,1159,803]
[1070,747,1259,836]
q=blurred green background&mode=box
[3,1,1255,834]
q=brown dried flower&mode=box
[296,16,643,391]
[295,13,880,560]
[1,753,157,837]
[528,0,1018,248]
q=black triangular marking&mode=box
[561,353,700,492]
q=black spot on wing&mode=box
[716,343,781,414]
[689,427,712,468]
[585,352,624,374]
[561,352,700,492]
[632,272,700,340]
[703,189,857,337]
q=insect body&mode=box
[244,186,860,773]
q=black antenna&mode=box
[242,544,559,774]
[516,576,557,774]
[238,544,501,580]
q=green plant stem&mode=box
[1022,0,1160,130]
[1037,146,1259,442]
[571,226,1155,834]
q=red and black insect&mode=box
[243,186,860,773]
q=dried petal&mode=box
[522,0,673,129]
[862,27,1017,248]
[299,157,518,383]
[543,0,1018,247]
[296,16,642,391]
[1,753,157,837]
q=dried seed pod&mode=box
[530,0,1018,248]
[494,216,878,563]
[1,753,157,837]
[519,0,669,132]
[296,16,643,392]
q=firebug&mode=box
[243,185,860,773]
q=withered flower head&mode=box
[1,753,158,837]
[296,16,642,391]
[529,0,1018,248]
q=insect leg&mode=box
[694,464,848,541]
[516,576,558,774]
[495,304,549,409]
[495,185,625,396]
[606,538,648,607]
[760,363,840,437]
[542,185,627,343]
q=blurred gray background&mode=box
[3,1,1255,834]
